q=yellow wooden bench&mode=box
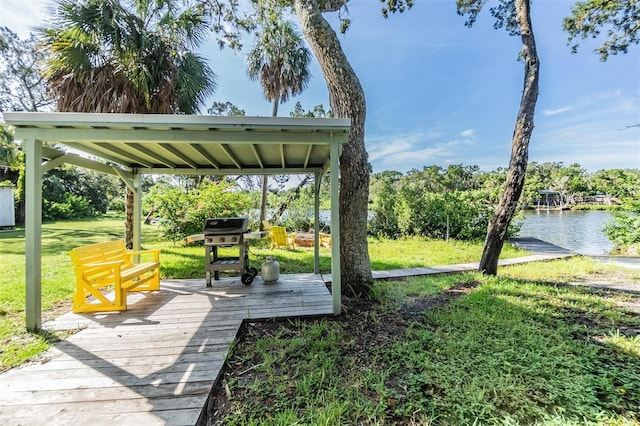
[69,240,161,313]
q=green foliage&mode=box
[108,198,126,212]
[370,162,637,241]
[0,27,54,112]
[369,171,402,238]
[396,189,506,240]
[563,0,640,61]
[207,101,246,116]
[146,180,251,241]
[381,0,415,18]
[205,0,256,50]
[275,183,330,232]
[523,162,592,206]
[589,168,640,201]
[289,101,333,118]
[246,8,311,111]
[43,165,120,216]
[603,200,640,250]
[457,0,519,36]
[43,193,94,220]
[369,165,517,240]
[0,125,17,167]
[41,0,216,114]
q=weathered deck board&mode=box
[0,274,333,425]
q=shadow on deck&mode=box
[0,274,333,425]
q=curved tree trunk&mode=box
[479,0,540,274]
[294,0,373,297]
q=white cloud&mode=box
[367,130,474,172]
[460,129,474,137]
[542,106,573,116]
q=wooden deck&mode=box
[0,275,333,425]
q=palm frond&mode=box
[40,0,216,114]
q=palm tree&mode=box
[41,0,216,247]
[247,19,311,117]
[246,17,311,229]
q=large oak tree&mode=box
[292,0,372,296]
[457,0,540,275]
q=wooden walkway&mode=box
[370,237,573,281]
[0,238,574,425]
[0,275,333,425]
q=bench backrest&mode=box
[70,240,132,271]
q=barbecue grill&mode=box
[203,217,259,286]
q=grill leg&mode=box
[206,271,211,287]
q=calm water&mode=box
[516,210,614,256]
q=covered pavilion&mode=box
[2,112,350,330]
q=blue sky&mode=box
[1,0,638,173]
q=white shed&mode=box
[0,185,15,228]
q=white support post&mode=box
[132,172,142,251]
[330,143,341,315]
[25,138,43,331]
[314,171,321,274]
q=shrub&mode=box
[108,197,126,212]
[374,186,520,241]
[43,193,94,220]
[603,201,640,250]
[147,180,250,242]
[369,174,402,238]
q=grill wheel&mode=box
[241,268,258,285]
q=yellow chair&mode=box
[266,226,296,249]
[319,233,332,248]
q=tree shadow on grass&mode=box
[205,275,640,424]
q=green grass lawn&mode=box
[212,260,640,425]
[0,213,518,371]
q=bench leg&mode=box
[73,284,127,313]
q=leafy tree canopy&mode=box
[290,101,333,118]
[0,27,54,113]
[208,101,246,116]
[563,0,640,60]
